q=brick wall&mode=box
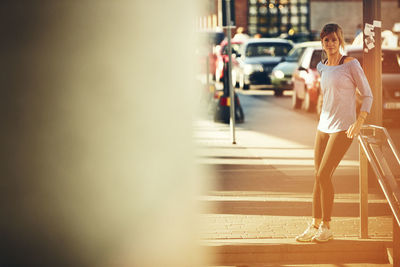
[235,0,248,34]
[212,0,249,36]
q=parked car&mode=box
[198,30,225,80]
[214,39,244,86]
[271,41,321,96]
[335,46,400,125]
[234,38,293,93]
[292,45,323,112]
[279,31,320,44]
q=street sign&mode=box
[222,0,235,26]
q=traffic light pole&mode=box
[360,4,400,264]
[363,0,382,126]
[225,0,236,144]
[359,0,382,238]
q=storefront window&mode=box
[279,5,288,14]
[270,15,278,24]
[258,17,267,24]
[248,0,310,38]
[270,26,278,34]
[249,6,258,15]
[300,5,308,14]
[249,16,258,24]
[259,6,268,14]
[248,25,257,35]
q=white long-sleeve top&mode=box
[316,59,373,133]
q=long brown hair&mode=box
[320,23,346,61]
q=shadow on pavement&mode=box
[203,200,391,217]
[203,164,366,194]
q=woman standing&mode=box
[296,23,373,243]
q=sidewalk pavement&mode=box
[195,117,393,241]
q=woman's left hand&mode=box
[346,120,363,139]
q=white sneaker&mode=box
[295,224,319,242]
[312,224,333,242]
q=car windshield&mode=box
[347,50,400,74]
[310,50,322,69]
[223,43,242,56]
[286,47,306,62]
[245,43,292,57]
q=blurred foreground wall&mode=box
[0,1,203,266]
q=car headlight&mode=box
[244,64,263,75]
[272,70,285,79]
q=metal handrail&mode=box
[362,124,400,166]
[358,124,400,228]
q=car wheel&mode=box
[274,89,283,97]
[234,73,239,88]
[235,103,245,123]
[292,89,302,109]
[239,74,249,90]
[232,70,238,88]
[302,90,315,112]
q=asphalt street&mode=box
[235,88,400,161]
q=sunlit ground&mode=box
[194,104,393,243]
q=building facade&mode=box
[206,0,400,42]
[247,0,311,37]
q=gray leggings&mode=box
[312,130,353,221]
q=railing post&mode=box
[394,216,400,266]
[359,141,369,239]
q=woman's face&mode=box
[321,32,340,55]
